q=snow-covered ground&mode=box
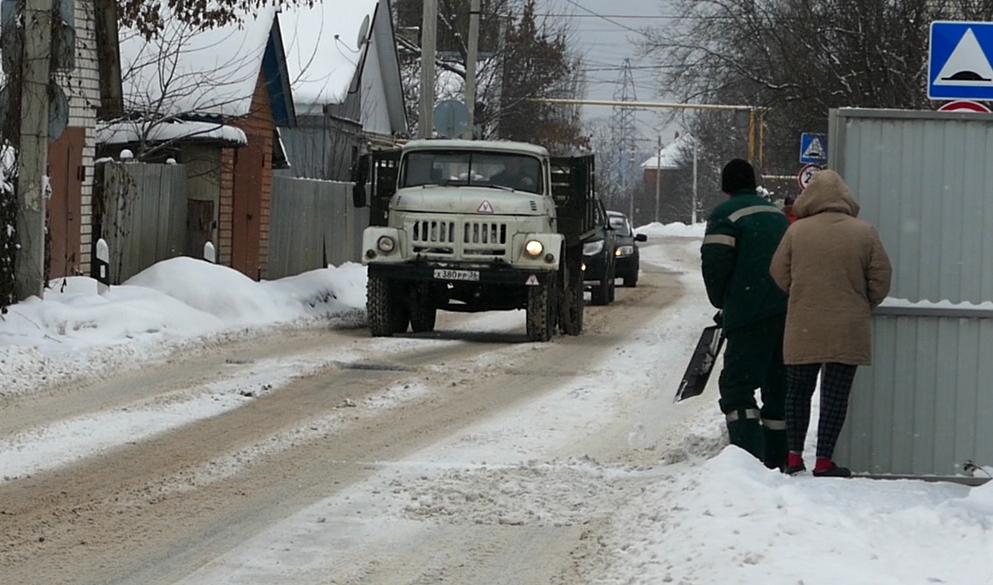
[3,227,991,585]
[637,221,707,238]
[0,258,367,398]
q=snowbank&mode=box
[636,221,706,238]
[0,258,367,396]
[604,447,993,585]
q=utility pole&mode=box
[692,136,699,225]
[419,0,437,139]
[654,136,662,224]
[611,60,638,224]
[463,0,481,139]
[14,0,54,300]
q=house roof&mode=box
[403,139,550,158]
[641,135,693,171]
[117,8,294,124]
[97,120,249,147]
[279,0,379,109]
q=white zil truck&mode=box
[352,140,600,342]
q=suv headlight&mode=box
[377,235,397,253]
[583,240,604,256]
[524,240,544,258]
[615,245,635,257]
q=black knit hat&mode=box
[721,159,757,194]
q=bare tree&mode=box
[645,0,993,175]
[119,0,315,36]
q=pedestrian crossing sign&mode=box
[799,133,828,165]
[929,21,993,100]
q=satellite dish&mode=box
[357,15,371,49]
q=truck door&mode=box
[353,148,401,227]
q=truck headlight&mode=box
[615,245,635,257]
[525,240,544,257]
[583,240,604,256]
[377,235,397,253]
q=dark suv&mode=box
[583,201,617,305]
[607,211,647,287]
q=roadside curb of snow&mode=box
[0,310,365,400]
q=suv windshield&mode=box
[401,150,544,194]
[608,216,631,236]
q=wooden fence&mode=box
[93,162,187,283]
[268,176,369,279]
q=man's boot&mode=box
[762,424,787,470]
[726,409,764,462]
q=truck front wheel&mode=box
[409,283,437,333]
[526,279,557,342]
[368,276,409,337]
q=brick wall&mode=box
[59,0,101,274]
[230,74,275,279]
[218,148,235,266]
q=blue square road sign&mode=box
[799,133,828,165]
[929,21,993,101]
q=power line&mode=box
[559,0,651,38]
[537,13,729,21]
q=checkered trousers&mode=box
[785,363,858,459]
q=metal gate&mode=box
[830,108,993,476]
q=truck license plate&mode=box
[434,269,480,282]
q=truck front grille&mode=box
[464,221,508,246]
[406,218,510,259]
[412,220,456,245]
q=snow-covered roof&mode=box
[117,9,277,118]
[641,135,693,171]
[96,120,249,147]
[279,0,379,109]
[403,139,550,158]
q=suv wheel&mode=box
[591,275,611,306]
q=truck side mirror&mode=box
[635,233,648,242]
[353,183,367,208]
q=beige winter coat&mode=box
[770,170,892,365]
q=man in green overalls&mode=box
[701,159,789,469]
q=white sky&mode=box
[535,0,681,150]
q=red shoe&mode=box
[784,452,805,475]
[813,459,852,478]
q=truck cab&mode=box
[353,140,597,342]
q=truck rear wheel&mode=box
[526,280,557,342]
[368,276,409,337]
[409,284,437,333]
[559,249,584,336]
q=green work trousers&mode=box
[718,313,787,469]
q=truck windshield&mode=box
[401,150,544,194]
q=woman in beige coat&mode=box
[770,170,892,477]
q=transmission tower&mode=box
[610,59,639,218]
